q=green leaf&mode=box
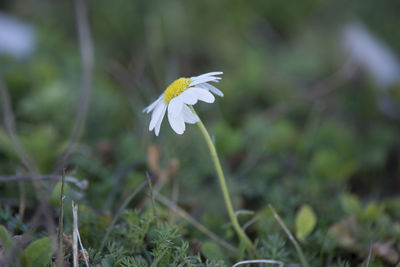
[0,225,13,250]
[340,193,362,215]
[49,181,71,207]
[295,204,317,241]
[21,237,54,267]
[361,202,384,221]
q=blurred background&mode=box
[0,0,400,266]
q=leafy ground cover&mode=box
[0,0,400,266]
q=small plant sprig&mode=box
[144,72,253,251]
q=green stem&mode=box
[190,107,253,251]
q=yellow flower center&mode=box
[163,77,191,103]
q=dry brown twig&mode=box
[146,171,159,225]
[0,75,38,174]
[155,193,238,254]
[0,1,93,266]
[72,201,89,267]
[0,174,86,185]
[138,144,179,209]
[269,204,309,267]
[54,0,94,172]
[0,174,61,182]
[169,178,179,224]
[143,145,238,252]
[0,70,56,237]
[72,201,79,267]
[18,182,26,220]
[55,170,66,267]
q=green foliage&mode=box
[295,204,317,241]
[340,193,362,215]
[340,193,385,222]
[90,210,224,266]
[20,237,54,267]
[50,180,72,207]
[310,149,356,183]
[0,205,27,234]
[201,241,226,261]
[264,120,298,153]
[260,234,290,262]
[0,225,13,251]
[1,0,400,265]
[116,210,153,251]
[335,259,351,267]
[214,122,244,157]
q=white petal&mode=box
[192,72,223,79]
[190,88,215,103]
[154,104,167,136]
[168,97,183,115]
[178,89,199,105]
[143,94,164,113]
[149,102,167,131]
[168,105,185,134]
[190,72,223,86]
[190,77,221,86]
[182,105,199,124]
[198,83,224,97]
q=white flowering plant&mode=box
[143,71,254,251]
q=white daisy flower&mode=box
[143,72,224,136]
